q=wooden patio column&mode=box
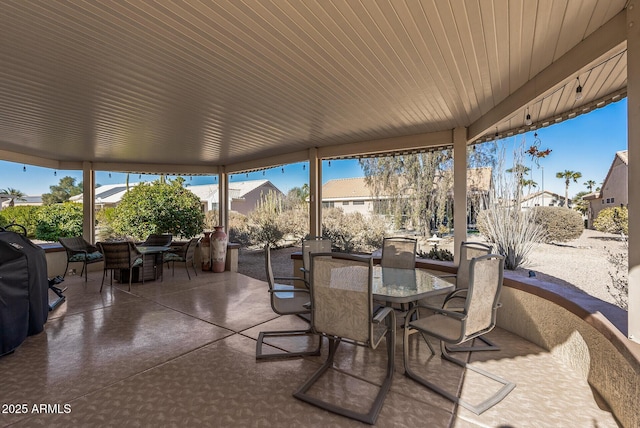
[308,147,321,237]
[453,127,468,265]
[82,161,95,243]
[218,168,229,233]
[627,3,640,343]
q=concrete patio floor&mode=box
[0,268,620,427]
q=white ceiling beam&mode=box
[0,149,61,170]
[468,9,627,142]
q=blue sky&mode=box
[0,98,628,198]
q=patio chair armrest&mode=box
[271,285,310,297]
[443,289,467,304]
[406,304,466,324]
[274,276,310,288]
[372,306,394,324]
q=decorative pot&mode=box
[211,226,228,273]
[201,231,212,271]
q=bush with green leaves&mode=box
[321,208,385,253]
[531,206,583,243]
[0,205,41,237]
[594,206,628,235]
[418,245,454,261]
[111,179,204,240]
[35,202,83,241]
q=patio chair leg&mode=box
[293,334,394,425]
[445,335,500,353]
[100,269,107,292]
[403,330,515,415]
[256,328,321,360]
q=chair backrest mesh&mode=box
[302,237,332,271]
[98,242,137,269]
[311,253,372,343]
[463,254,504,338]
[456,242,492,290]
[381,237,416,269]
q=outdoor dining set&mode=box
[258,236,515,425]
[58,234,201,292]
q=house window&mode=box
[353,201,365,205]
[322,201,335,208]
[342,201,349,205]
[611,198,615,203]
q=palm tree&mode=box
[584,179,596,192]
[520,178,538,195]
[556,170,582,207]
[0,187,26,207]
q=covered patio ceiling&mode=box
[0,0,629,174]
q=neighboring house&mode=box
[520,190,569,209]
[322,177,374,215]
[584,150,628,229]
[70,180,282,216]
[321,167,492,225]
[0,194,43,209]
[70,183,140,208]
[226,180,283,216]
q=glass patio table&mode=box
[372,266,454,305]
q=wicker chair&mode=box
[97,241,144,292]
[59,237,104,282]
[163,237,200,279]
[141,234,172,247]
[293,253,395,425]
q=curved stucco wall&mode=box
[495,284,639,428]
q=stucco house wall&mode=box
[586,151,628,228]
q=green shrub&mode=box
[35,202,83,241]
[594,206,628,235]
[418,245,454,261]
[112,179,204,240]
[531,206,584,243]
[0,205,41,237]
